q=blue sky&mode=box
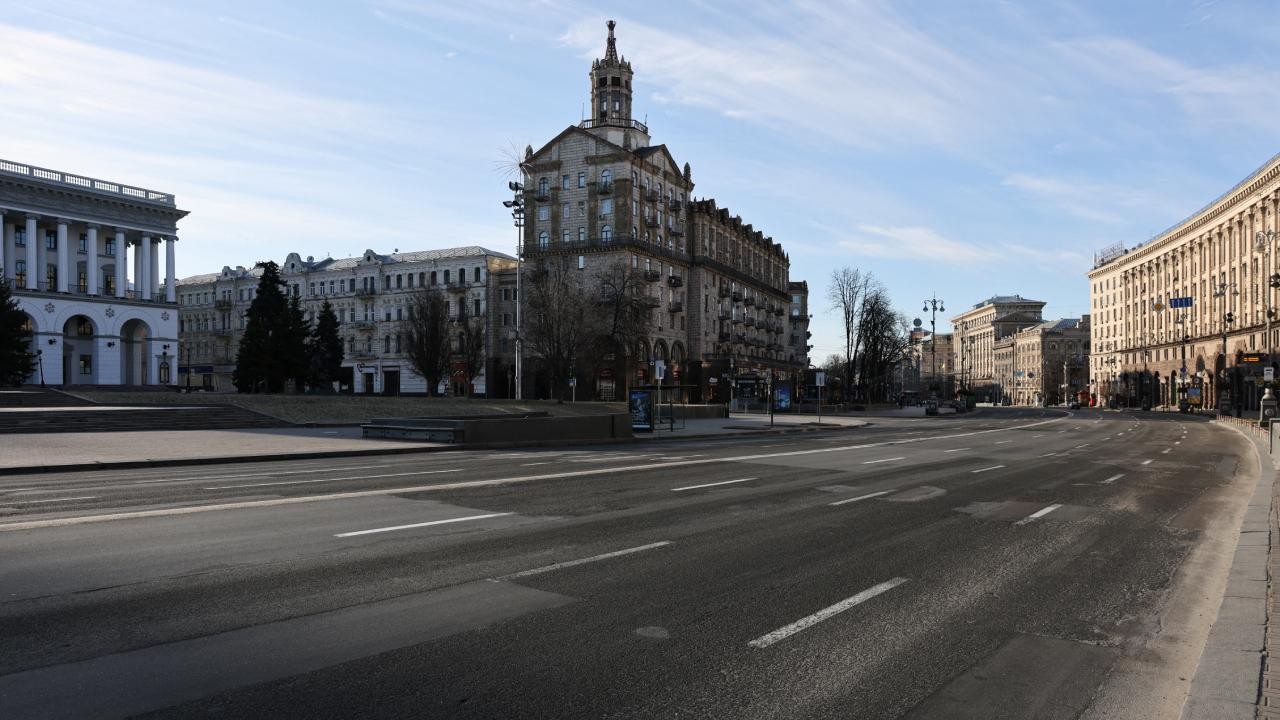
[3,0,1279,361]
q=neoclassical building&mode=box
[519,20,809,402]
[178,247,517,394]
[950,295,1046,402]
[1,159,185,386]
[1088,152,1280,411]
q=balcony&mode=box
[641,295,660,308]
[645,215,659,228]
[718,312,731,321]
[214,298,233,309]
[643,270,661,282]
[718,331,731,341]
[668,198,682,211]
[355,287,377,298]
[210,328,232,336]
[578,117,648,134]
[744,296,755,306]
[533,188,551,201]
[645,189,659,202]
[670,225,684,237]
[596,181,613,195]
[718,286,730,298]
[731,316,743,325]
[668,300,683,313]
[352,321,376,332]
[667,275,683,288]
[731,291,743,302]
[734,334,746,344]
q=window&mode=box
[444,269,451,284]
[600,169,612,187]
[384,336,391,353]
[396,308,403,321]
[539,231,549,249]
[578,227,586,243]
[577,172,586,188]
[601,198,613,215]
[502,312,512,326]
[474,299,481,315]
[538,206,549,221]
[396,274,402,289]
[105,237,115,256]
[474,267,481,282]
[601,225,613,242]
[538,177,548,194]
[77,269,87,293]
[46,263,56,290]
[78,233,87,253]
[309,282,316,296]
[561,175,569,190]
[385,310,392,322]
[79,354,92,376]
[562,202,569,219]
[384,275,391,290]
[562,230,570,244]
[578,255,585,270]
[395,334,402,353]
[46,232,56,250]
[14,228,25,247]
[430,271,437,285]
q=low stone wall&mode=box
[363,412,633,446]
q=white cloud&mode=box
[838,225,993,263]
[1002,172,1186,225]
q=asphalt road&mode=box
[0,408,1257,719]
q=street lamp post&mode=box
[503,181,526,400]
[922,294,945,394]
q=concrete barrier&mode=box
[362,413,633,446]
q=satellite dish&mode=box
[913,318,922,327]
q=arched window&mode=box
[600,169,612,188]
[632,226,638,239]
[538,231,549,249]
[601,225,613,242]
[538,177,548,194]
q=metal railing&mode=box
[578,117,648,134]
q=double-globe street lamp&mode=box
[922,294,945,395]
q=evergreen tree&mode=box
[308,299,344,392]
[233,261,295,393]
[0,280,35,386]
[282,294,311,391]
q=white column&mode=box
[150,237,161,299]
[165,236,176,303]
[132,239,141,296]
[55,220,69,293]
[24,215,38,291]
[86,225,99,295]
[139,235,151,300]
[115,230,127,299]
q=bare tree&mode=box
[523,256,601,400]
[589,260,654,395]
[855,285,912,402]
[828,267,869,398]
[454,312,487,397]
[404,287,450,396]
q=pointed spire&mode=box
[604,20,618,63]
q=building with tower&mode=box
[519,20,809,403]
[1,158,186,386]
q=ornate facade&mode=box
[520,20,809,402]
[950,295,1046,402]
[1,159,186,386]
[1088,152,1280,411]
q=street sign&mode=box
[1267,367,1275,382]
[654,360,666,380]
[815,371,826,387]
[569,377,577,387]
[1169,297,1194,309]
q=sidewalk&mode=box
[0,413,876,475]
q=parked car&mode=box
[1067,400,1081,409]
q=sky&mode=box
[3,0,1279,362]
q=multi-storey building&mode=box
[950,295,1046,402]
[1,158,186,386]
[178,246,517,394]
[1009,317,1091,406]
[788,281,812,369]
[519,20,807,402]
[919,332,954,393]
[1088,152,1280,412]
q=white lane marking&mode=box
[748,578,910,649]
[9,496,98,504]
[972,465,1006,474]
[1031,435,1044,438]
[334,512,513,538]
[205,468,463,490]
[1161,448,1172,454]
[671,477,757,492]
[521,462,554,467]
[1015,503,1063,525]
[143,464,390,484]
[943,448,970,453]
[1075,444,1090,448]
[1041,453,1058,457]
[863,457,906,464]
[1175,441,1181,445]
[0,416,1071,532]
[830,491,890,506]
[1102,474,1124,484]
[1141,459,1153,465]
[994,440,1012,445]
[499,541,673,579]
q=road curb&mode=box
[1180,418,1273,719]
[634,422,868,442]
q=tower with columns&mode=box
[0,158,187,386]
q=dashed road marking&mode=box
[830,491,890,506]
[671,477,758,492]
[1015,503,1063,526]
[1141,459,1153,465]
[10,496,98,504]
[863,457,906,464]
[944,448,970,453]
[1102,474,1124,484]
[972,465,1006,474]
[748,577,909,648]
[499,541,673,580]
[335,512,514,538]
